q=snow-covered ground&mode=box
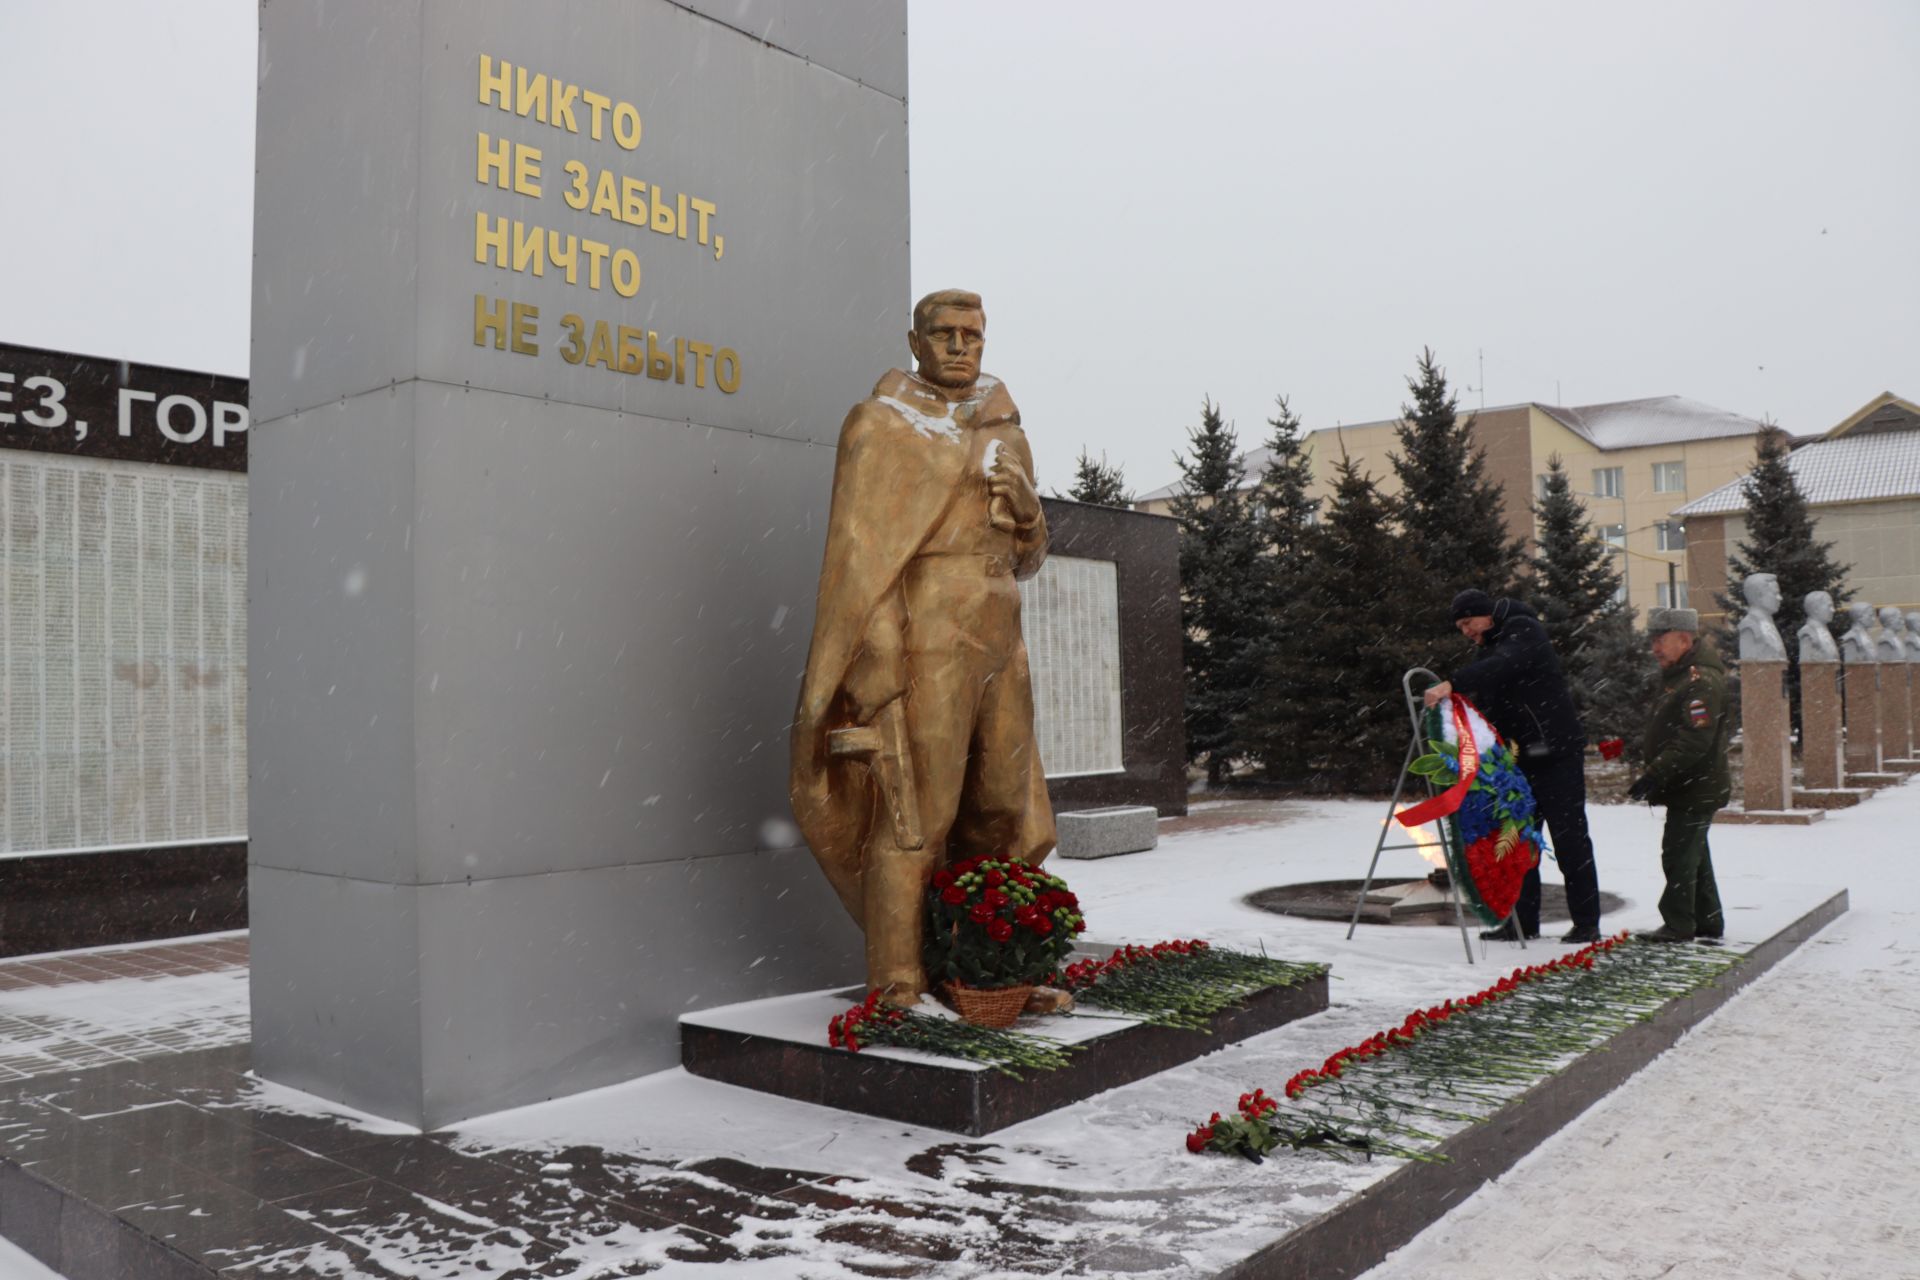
[1,784,1909,1278]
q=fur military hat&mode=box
[1647,607,1699,635]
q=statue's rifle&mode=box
[827,700,925,850]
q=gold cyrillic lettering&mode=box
[559,314,585,364]
[715,349,742,394]
[510,302,539,355]
[621,177,647,227]
[651,191,677,236]
[685,339,713,389]
[474,294,509,349]
[581,90,610,140]
[613,101,643,150]
[690,197,717,245]
[676,192,689,240]
[584,321,615,369]
[512,222,545,275]
[590,169,619,220]
[581,238,610,290]
[548,231,579,284]
[673,337,686,384]
[476,132,510,187]
[479,55,511,108]
[563,160,589,210]
[551,81,579,132]
[647,330,672,380]
[515,67,548,122]
[617,326,646,374]
[513,143,542,197]
[611,250,642,298]
[475,213,509,267]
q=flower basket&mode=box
[943,981,1034,1028]
[924,855,1085,1003]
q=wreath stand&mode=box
[1344,667,1527,965]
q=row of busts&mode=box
[1736,573,1920,664]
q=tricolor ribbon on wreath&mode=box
[1394,692,1545,926]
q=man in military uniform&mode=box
[1626,608,1731,943]
[791,289,1055,1007]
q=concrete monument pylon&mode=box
[1795,590,1846,796]
[1879,609,1918,768]
[1840,602,1886,780]
[1737,574,1792,814]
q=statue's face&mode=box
[908,306,985,389]
[1884,608,1907,633]
[1850,603,1875,626]
[1908,613,1920,635]
[1804,592,1832,624]
[1746,576,1780,614]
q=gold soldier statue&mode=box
[790,289,1056,1007]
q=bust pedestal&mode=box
[1843,665,1883,775]
[1741,660,1792,813]
[1882,663,1916,763]
[1798,664,1845,791]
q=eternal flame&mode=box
[791,290,1057,1007]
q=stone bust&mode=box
[1797,590,1839,664]
[1907,612,1920,662]
[1879,607,1910,663]
[1736,573,1787,662]
[1841,602,1878,664]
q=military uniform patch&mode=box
[1687,698,1711,728]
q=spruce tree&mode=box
[1527,456,1655,755]
[1062,449,1131,507]
[1243,394,1322,779]
[1271,455,1426,792]
[1170,400,1267,785]
[1389,348,1527,653]
[1721,425,1851,731]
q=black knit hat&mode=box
[1450,588,1496,622]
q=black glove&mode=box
[1626,775,1653,803]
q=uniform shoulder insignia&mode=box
[1687,698,1711,728]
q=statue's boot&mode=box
[1022,986,1074,1015]
[864,838,935,1008]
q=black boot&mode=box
[1636,925,1692,943]
[1559,924,1602,944]
[1479,919,1539,942]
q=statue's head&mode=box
[1804,590,1833,624]
[1849,601,1876,627]
[1883,606,1908,634]
[1742,573,1780,616]
[908,289,985,390]
[1908,611,1920,636]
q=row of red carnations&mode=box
[1186,930,1632,1154]
[1054,938,1210,990]
[826,988,906,1053]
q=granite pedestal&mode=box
[1798,663,1845,792]
[1741,660,1793,814]
[1844,666,1882,775]
[681,969,1329,1136]
[1879,663,1913,763]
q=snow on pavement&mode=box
[1361,788,1920,1280]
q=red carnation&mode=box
[968,901,994,925]
[984,888,1008,910]
[941,884,966,905]
[988,918,1013,943]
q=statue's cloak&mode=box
[789,369,1050,919]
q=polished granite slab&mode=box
[681,972,1330,1135]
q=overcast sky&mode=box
[3,1,1915,494]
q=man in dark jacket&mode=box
[1626,608,1730,943]
[1423,589,1602,944]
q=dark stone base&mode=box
[1220,889,1849,1280]
[1844,771,1903,790]
[1713,807,1826,825]
[1793,787,1869,809]
[0,844,247,958]
[682,974,1330,1136]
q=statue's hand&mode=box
[988,453,1042,528]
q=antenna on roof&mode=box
[1462,347,1486,411]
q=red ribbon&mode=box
[1395,694,1479,829]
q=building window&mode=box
[1657,580,1690,609]
[1656,521,1687,551]
[1600,522,1625,549]
[1653,461,1686,493]
[1592,467,1623,498]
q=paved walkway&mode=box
[0,933,250,1081]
